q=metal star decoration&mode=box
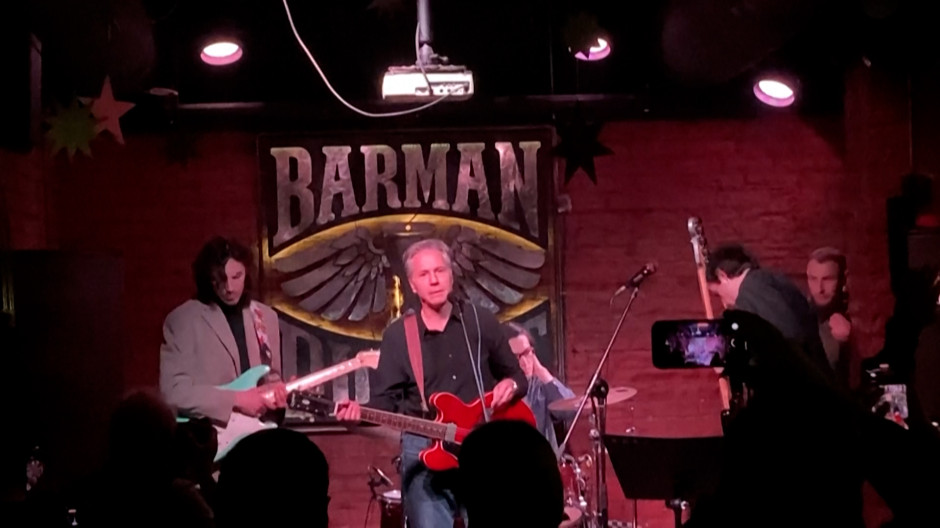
[44,99,99,160]
[553,120,613,185]
[86,77,135,144]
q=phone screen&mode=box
[652,319,728,369]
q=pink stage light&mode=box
[574,38,611,61]
[753,78,796,107]
[200,41,243,66]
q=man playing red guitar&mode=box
[336,238,527,528]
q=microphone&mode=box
[613,262,658,297]
[369,465,394,487]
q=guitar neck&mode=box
[357,408,451,441]
[695,267,714,319]
[284,358,363,393]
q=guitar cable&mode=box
[458,301,490,422]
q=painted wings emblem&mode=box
[273,224,546,322]
[275,227,390,322]
[445,225,545,313]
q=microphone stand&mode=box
[558,285,642,528]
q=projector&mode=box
[381,64,474,102]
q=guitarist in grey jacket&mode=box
[159,236,287,425]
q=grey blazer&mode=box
[159,299,282,424]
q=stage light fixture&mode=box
[200,39,242,66]
[753,76,796,107]
[574,38,612,61]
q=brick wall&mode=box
[0,146,48,249]
[40,109,900,527]
[561,114,872,525]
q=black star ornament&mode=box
[554,121,613,185]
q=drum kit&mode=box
[369,387,639,528]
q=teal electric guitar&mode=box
[179,349,380,462]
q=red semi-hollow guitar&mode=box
[290,390,536,471]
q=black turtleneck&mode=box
[220,302,251,374]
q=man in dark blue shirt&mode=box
[336,238,527,528]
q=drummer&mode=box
[505,323,577,454]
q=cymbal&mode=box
[548,386,638,412]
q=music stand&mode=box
[603,434,723,528]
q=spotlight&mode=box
[200,40,242,66]
[574,38,612,62]
[753,76,796,107]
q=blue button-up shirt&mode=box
[523,375,576,454]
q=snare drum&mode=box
[379,489,404,528]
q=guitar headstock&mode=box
[355,349,381,369]
[688,216,709,268]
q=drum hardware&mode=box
[557,279,645,528]
[368,464,406,528]
[559,453,592,514]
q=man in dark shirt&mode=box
[336,238,527,528]
[705,243,833,378]
[805,247,852,382]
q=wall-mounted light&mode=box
[200,39,243,66]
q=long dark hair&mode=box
[192,236,254,307]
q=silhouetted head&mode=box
[107,389,177,483]
[216,429,329,528]
[458,420,564,527]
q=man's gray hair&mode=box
[402,238,453,277]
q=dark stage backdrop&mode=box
[1,251,125,495]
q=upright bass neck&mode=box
[688,216,729,412]
[688,217,715,319]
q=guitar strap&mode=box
[249,301,274,367]
[403,310,429,413]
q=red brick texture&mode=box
[0,147,48,249]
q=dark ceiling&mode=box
[23,0,940,125]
